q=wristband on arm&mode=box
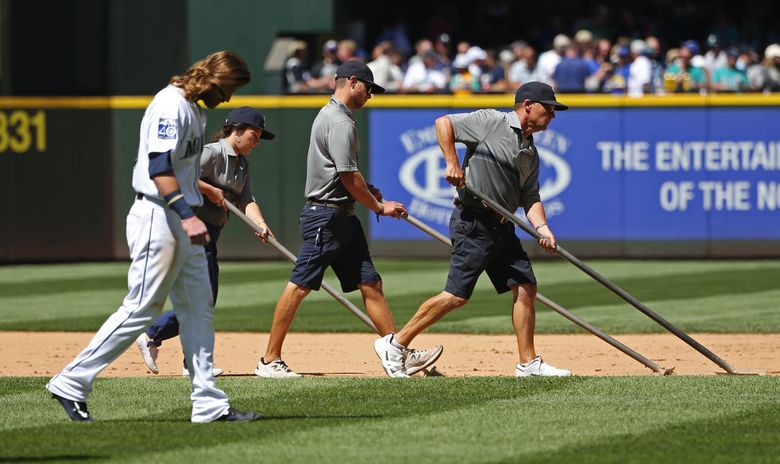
[148,151,173,178]
[163,191,195,219]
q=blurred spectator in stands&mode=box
[711,47,749,92]
[737,47,764,92]
[284,41,311,94]
[434,33,453,70]
[449,53,480,94]
[595,38,612,63]
[755,44,780,92]
[602,45,631,94]
[627,39,652,96]
[498,48,515,78]
[645,36,665,94]
[664,42,708,93]
[479,49,510,92]
[703,34,727,75]
[336,39,359,64]
[308,39,359,92]
[368,41,404,92]
[574,29,599,75]
[401,49,447,92]
[742,48,765,91]
[538,34,570,85]
[508,45,544,86]
[552,42,591,93]
[466,46,487,78]
[408,39,435,68]
[510,40,528,63]
[309,40,340,92]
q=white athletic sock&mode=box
[389,334,407,350]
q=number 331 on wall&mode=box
[0,110,46,153]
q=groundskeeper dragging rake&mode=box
[224,200,442,376]
[461,184,766,376]
[400,212,673,375]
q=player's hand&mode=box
[254,222,273,243]
[206,187,226,210]
[367,183,383,202]
[181,216,210,245]
[445,164,465,188]
[379,200,406,219]
[536,225,557,254]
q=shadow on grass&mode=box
[1,377,584,461]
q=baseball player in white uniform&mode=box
[47,51,261,423]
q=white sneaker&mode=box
[254,358,302,378]
[374,334,409,378]
[515,356,571,377]
[135,333,159,374]
[405,345,444,375]
[182,367,224,377]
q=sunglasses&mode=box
[354,77,373,94]
[536,102,555,114]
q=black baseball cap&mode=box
[226,106,275,139]
[514,82,569,111]
[335,60,386,94]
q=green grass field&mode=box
[1,259,779,463]
[1,377,778,463]
[2,259,779,333]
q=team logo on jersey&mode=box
[157,119,178,140]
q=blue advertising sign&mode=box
[368,107,780,241]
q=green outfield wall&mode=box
[1,94,779,263]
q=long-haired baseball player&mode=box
[47,51,263,422]
[134,106,276,376]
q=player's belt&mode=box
[307,200,355,216]
[453,197,508,224]
[136,193,199,212]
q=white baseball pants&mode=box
[47,196,231,422]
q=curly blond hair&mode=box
[170,51,251,101]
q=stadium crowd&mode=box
[282,26,780,95]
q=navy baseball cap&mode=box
[514,82,569,111]
[226,106,275,140]
[335,60,386,94]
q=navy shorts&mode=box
[444,207,536,299]
[289,204,381,292]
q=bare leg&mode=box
[357,280,397,335]
[263,282,311,361]
[395,291,467,347]
[512,283,538,364]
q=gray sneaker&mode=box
[515,356,571,377]
[405,345,444,375]
[254,358,302,378]
[135,333,159,374]
[373,334,409,378]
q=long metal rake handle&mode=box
[402,213,666,374]
[463,185,736,374]
[223,200,379,334]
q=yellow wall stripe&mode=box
[1,93,779,109]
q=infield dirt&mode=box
[1,332,777,377]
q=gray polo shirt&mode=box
[197,138,255,226]
[449,109,541,213]
[304,96,360,203]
